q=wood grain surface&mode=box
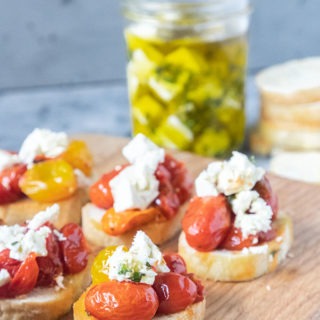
[65,134,320,320]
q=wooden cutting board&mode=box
[67,134,320,320]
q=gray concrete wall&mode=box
[0,0,319,90]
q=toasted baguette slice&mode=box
[82,203,187,248]
[73,288,206,320]
[256,57,320,105]
[178,215,293,282]
[0,188,88,228]
[270,151,320,184]
[0,259,92,320]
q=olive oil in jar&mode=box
[123,0,250,157]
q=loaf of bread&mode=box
[251,57,320,155]
[0,188,88,228]
[179,215,293,282]
[0,258,92,320]
[82,202,187,248]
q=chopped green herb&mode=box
[118,264,129,275]
[130,271,145,282]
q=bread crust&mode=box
[0,188,88,228]
[178,215,293,282]
[0,258,92,320]
[73,288,206,320]
[82,202,187,248]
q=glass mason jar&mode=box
[122,0,251,157]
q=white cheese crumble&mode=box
[122,133,165,165]
[19,128,69,165]
[0,204,62,261]
[110,159,159,212]
[231,191,272,239]
[28,204,60,230]
[0,269,11,287]
[74,168,92,188]
[195,151,265,197]
[105,231,169,285]
[0,150,20,172]
[54,274,65,291]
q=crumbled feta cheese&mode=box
[0,150,20,172]
[0,224,51,261]
[231,191,272,239]
[53,229,66,241]
[54,274,65,291]
[122,133,165,165]
[28,204,60,230]
[110,160,159,212]
[105,231,169,285]
[0,269,11,287]
[195,152,265,197]
[74,169,92,188]
[19,128,69,164]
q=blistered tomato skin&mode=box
[254,176,278,220]
[59,223,89,274]
[0,164,27,204]
[19,159,77,202]
[89,166,126,209]
[182,195,232,252]
[152,272,197,315]
[220,225,258,250]
[61,140,93,176]
[85,281,159,320]
[91,246,118,284]
[163,253,187,274]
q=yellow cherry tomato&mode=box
[91,246,128,284]
[61,140,93,176]
[20,159,77,202]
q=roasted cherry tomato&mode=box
[85,281,159,320]
[153,272,197,315]
[0,164,27,204]
[254,176,278,220]
[91,246,119,284]
[186,273,204,303]
[59,223,89,274]
[102,207,159,236]
[258,227,277,243]
[182,195,232,252]
[220,225,258,250]
[61,140,93,176]
[89,165,126,209]
[0,249,21,278]
[163,253,187,274]
[36,225,63,286]
[7,252,39,298]
[163,154,193,204]
[19,159,77,202]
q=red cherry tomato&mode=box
[163,154,193,204]
[186,273,204,303]
[59,223,89,274]
[0,249,21,277]
[89,165,126,209]
[254,176,278,220]
[163,253,187,274]
[8,252,39,297]
[153,272,197,315]
[85,281,159,320]
[220,225,258,250]
[182,195,232,252]
[258,227,277,243]
[36,225,63,286]
[0,164,27,204]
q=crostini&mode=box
[82,134,192,247]
[74,231,205,320]
[0,128,93,227]
[0,204,91,320]
[179,151,293,281]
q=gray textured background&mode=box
[0,0,319,90]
